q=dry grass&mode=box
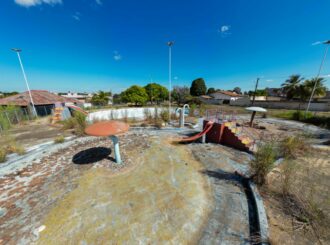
[54,135,65,144]
[62,112,87,136]
[249,141,277,186]
[0,148,7,163]
[265,148,330,244]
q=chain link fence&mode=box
[0,105,53,133]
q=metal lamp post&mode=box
[11,48,38,117]
[305,40,330,116]
[167,41,174,122]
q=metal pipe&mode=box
[110,135,121,164]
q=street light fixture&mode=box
[11,48,38,117]
[305,40,330,116]
[167,41,174,122]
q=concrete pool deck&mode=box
[1,130,255,244]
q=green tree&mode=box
[207,87,216,95]
[233,87,242,94]
[281,75,304,100]
[91,91,110,106]
[302,77,327,100]
[190,78,207,96]
[121,85,148,106]
[248,89,267,96]
[144,83,169,104]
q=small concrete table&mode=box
[85,121,129,164]
[245,107,267,127]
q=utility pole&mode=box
[251,77,260,106]
[11,48,38,117]
[167,41,174,121]
[305,40,330,116]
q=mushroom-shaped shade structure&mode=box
[245,107,267,127]
[85,121,129,164]
[85,121,129,137]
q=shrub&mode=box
[279,135,309,159]
[280,159,297,196]
[62,112,87,136]
[54,135,65,144]
[189,104,197,117]
[62,117,76,130]
[0,148,7,163]
[160,109,169,123]
[249,142,277,186]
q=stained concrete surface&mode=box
[36,134,211,244]
[1,130,254,245]
[190,143,252,245]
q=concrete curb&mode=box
[248,180,269,245]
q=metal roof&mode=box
[0,90,80,106]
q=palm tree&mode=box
[281,75,304,100]
[303,77,327,101]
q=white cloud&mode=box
[14,0,62,7]
[220,25,230,33]
[266,79,274,82]
[321,74,330,78]
[95,0,102,5]
[72,12,81,21]
[219,25,231,38]
[173,76,179,80]
[113,51,122,61]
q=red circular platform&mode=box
[85,121,129,137]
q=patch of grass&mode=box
[249,142,277,186]
[271,110,330,130]
[62,111,87,136]
[54,135,65,144]
[160,109,169,123]
[1,134,26,156]
[0,148,7,163]
[280,159,297,196]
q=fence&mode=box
[0,105,52,133]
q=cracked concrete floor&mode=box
[1,131,252,245]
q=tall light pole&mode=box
[305,40,330,116]
[167,41,174,122]
[11,48,38,117]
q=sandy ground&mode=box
[0,117,72,148]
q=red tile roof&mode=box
[211,90,242,97]
[0,90,81,106]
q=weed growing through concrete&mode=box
[249,142,277,186]
[54,135,65,144]
[62,112,87,136]
[0,148,7,163]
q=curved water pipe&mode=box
[177,104,190,128]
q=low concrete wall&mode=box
[88,107,175,122]
[231,100,330,112]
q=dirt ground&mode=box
[0,117,73,148]
[262,148,330,245]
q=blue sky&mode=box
[1,0,330,93]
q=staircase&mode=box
[52,107,63,124]
[223,121,255,151]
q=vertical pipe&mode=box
[110,135,121,164]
